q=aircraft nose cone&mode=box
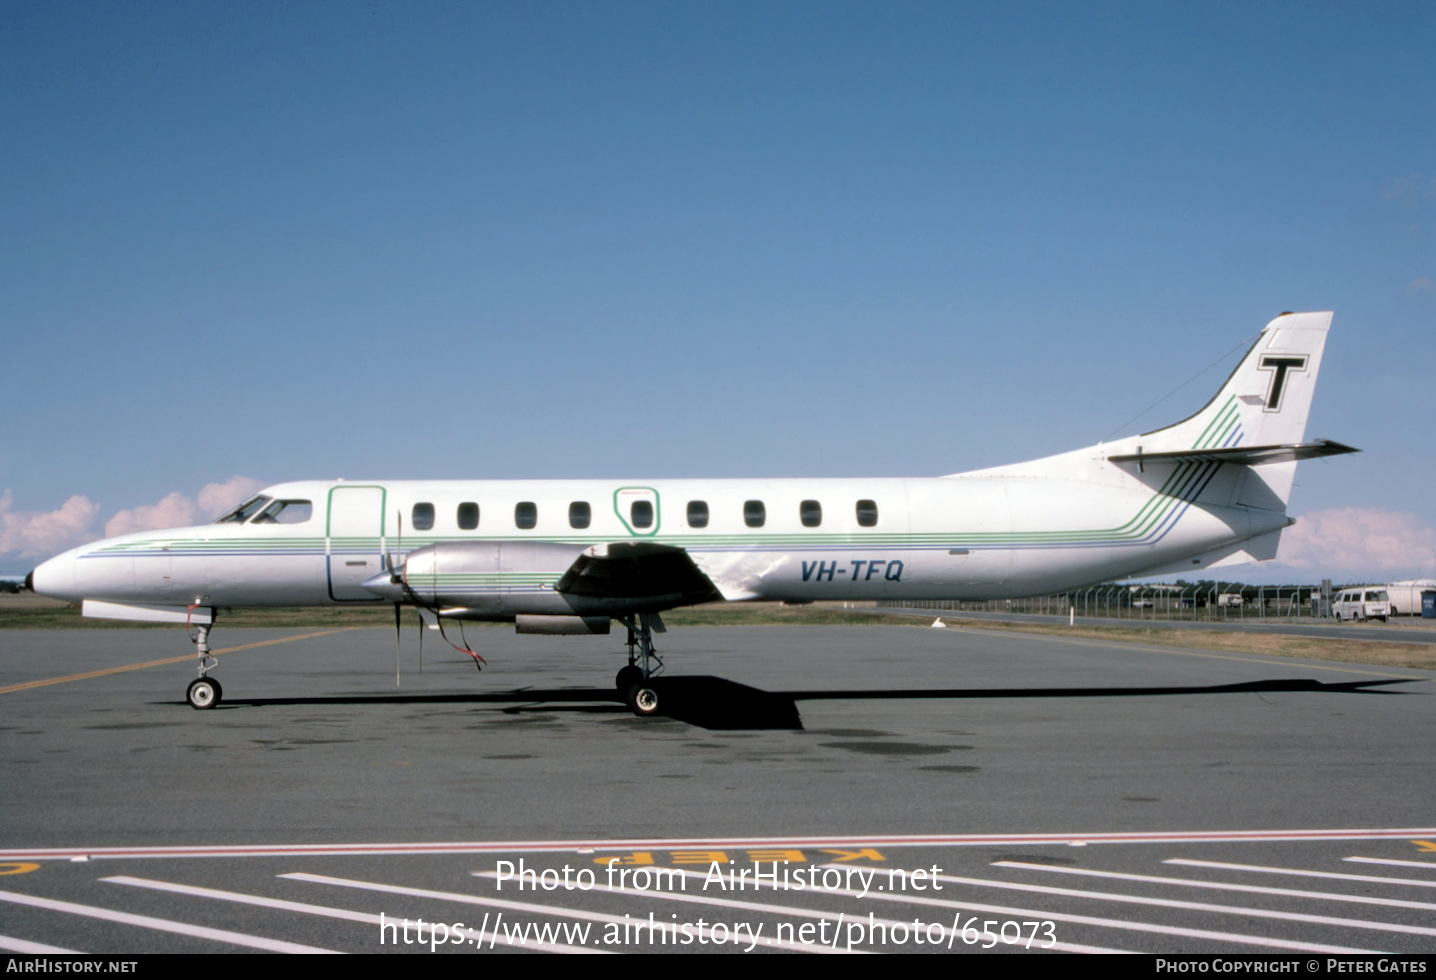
[29,549,80,602]
[361,568,404,601]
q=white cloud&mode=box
[1408,276,1434,294]
[103,476,266,538]
[0,477,267,568]
[103,491,200,538]
[1277,508,1436,578]
[0,490,101,560]
[195,476,266,519]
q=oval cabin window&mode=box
[631,500,654,529]
[515,502,537,529]
[412,503,435,531]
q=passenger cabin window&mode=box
[457,502,479,530]
[216,496,271,524]
[569,501,591,529]
[252,500,312,525]
[687,500,709,528]
[411,503,435,531]
[744,500,766,528]
[515,502,537,529]
[800,500,822,528]
[631,500,653,529]
[856,500,879,527]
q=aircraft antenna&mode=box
[1101,329,1259,442]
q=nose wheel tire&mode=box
[187,677,222,710]
[626,683,660,717]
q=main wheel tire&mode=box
[630,685,660,718]
[187,677,222,710]
[616,665,643,692]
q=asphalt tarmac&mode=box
[2,623,1434,954]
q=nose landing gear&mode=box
[186,675,222,709]
[186,623,222,709]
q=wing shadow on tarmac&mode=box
[204,676,1416,731]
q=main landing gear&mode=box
[186,623,222,710]
[616,613,664,718]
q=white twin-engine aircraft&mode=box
[31,312,1355,715]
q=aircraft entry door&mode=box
[327,485,386,601]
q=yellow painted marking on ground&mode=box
[586,849,885,866]
[940,623,1435,681]
[593,851,653,866]
[0,629,356,696]
[821,848,886,862]
[1413,841,1436,853]
[0,864,39,876]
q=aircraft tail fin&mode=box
[1136,311,1332,454]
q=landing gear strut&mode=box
[186,623,222,710]
[616,612,664,717]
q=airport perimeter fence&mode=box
[878,584,1328,623]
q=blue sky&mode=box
[2,1,1433,582]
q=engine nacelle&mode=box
[515,614,611,635]
[362,539,719,617]
[374,541,585,615]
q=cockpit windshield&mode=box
[251,500,313,525]
[215,496,272,524]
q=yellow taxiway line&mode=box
[0,628,356,696]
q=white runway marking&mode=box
[1345,857,1436,872]
[670,867,1372,954]
[103,876,597,954]
[469,870,1129,953]
[1168,858,1436,889]
[920,868,1436,941]
[284,871,851,952]
[5,827,1436,862]
[995,861,1436,912]
[0,934,79,954]
[0,888,336,954]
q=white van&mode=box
[1333,588,1391,622]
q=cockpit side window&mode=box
[216,496,272,524]
[251,500,313,525]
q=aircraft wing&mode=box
[1107,439,1360,467]
[554,541,721,604]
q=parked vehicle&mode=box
[1333,588,1391,622]
[1386,580,1436,616]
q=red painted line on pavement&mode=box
[5,828,1436,862]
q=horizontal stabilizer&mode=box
[1107,439,1359,467]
